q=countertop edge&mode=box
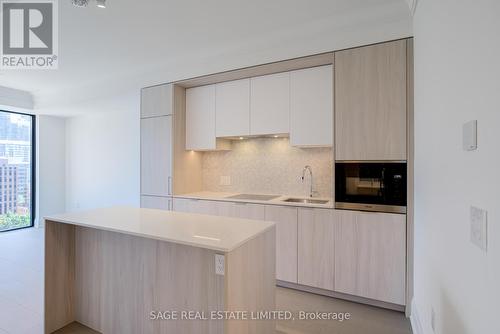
[173,192,335,209]
[44,213,276,253]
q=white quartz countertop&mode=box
[44,206,275,253]
[174,191,334,208]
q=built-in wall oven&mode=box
[335,162,407,214]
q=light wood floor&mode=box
[0,228,412,334]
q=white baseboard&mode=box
[410,298,424,334]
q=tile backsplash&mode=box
[201,137,333,198]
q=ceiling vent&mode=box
[72,0,89,7]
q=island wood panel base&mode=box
[44,220,276,334]
[226,227,276,334]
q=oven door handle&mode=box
[380,168,386,198]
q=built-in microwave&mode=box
[335,162,407,214]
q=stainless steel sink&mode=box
[226,194,280,201]
[282,198,329,204]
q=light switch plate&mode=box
[463,120,477,151]
[470,206,487,251]
[215,254,225,275]
[220,175,231,186]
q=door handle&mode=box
[168,176,172,195]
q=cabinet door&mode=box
[141,196,172,210]
[141,116,172,196]
[265,205,298,283]
[298,208,335,290]
[290,65,333,147]
[335,40,407,160]
[172,198,231,216]
[334,210,406,305]
[250,72,290,135]
[173,198,194,213]
[141,84,173,118]
[216,79,250,137]
[172,198,208,214]
[186,85,217,150]
[196,200,233,216]
[228,202,265,220]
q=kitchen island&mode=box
[44,207,276,334]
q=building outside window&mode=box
[0,111,35,232]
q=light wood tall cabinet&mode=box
[215,79,250,137]
[265,205,298,283]
[290,65,333,147]
[250,72,290,135]
[334,210,406,305]
[335,39,407,160]
[141,85,172,118]
[140,116,172,197]
[297,208,335,291]
[140,85,174,210]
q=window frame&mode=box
[0,109,36,232]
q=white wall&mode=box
[65,91,140,211]
[412,1,500,333]
[36,115,66,227]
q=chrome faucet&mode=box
[301,165,315,198]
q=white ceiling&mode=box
[0,0,411,113]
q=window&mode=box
[0,110,35,232]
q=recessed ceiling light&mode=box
[96,0,106,8]
[239,137,244,140]
[273,135,279,138]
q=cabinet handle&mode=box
[167,176,172,195]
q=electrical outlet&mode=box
[431,308,436,332]
[215,254,225,275]
[470,206,487,251]
[220,175,231,186]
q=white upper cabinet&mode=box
[186,85,215,150]
[141,84,172,118]
[250,72,290,135]
[290,65,333,147]
[186,85,230,151]
[216,79,250,137]
[186,66,335,146]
